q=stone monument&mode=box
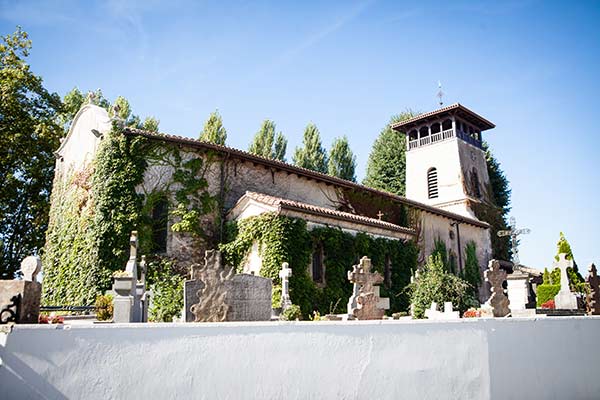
[424,302,459,320]
[112,231,148,323]
[279,262,292,311]
[186,250,272,322]
[347,256,389,320]
[587,263,600,315]
[554,253,578,310]
[482,260,510,317]
[0,256,42,324]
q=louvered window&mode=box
[428,168,439,199]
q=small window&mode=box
[427,168,439,199]
[311,245,324,283]
[152,196,169,253]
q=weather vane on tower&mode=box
[437,81,444,106]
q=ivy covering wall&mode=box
[42,126,149,305]
[220,213,418,317]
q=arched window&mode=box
[427,168,439,199]
[311,244,324,284]
[384,255,392,289]
[471,168,481,198]
[151,195,169,253]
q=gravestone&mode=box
[347,256,389,320]
[506,271,530,311]
[186,250,272,322]
[554,253,578,310]
[279,262,292,311]
[112,231,148,323]
[482,260,510,317]
[424,302,459,320]
[0,256,42,324]
[224,274,272,321]
[587,263,600,315]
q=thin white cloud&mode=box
[268,0,376,72]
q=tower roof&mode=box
[391,103,495,132]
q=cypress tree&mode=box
[199,110,227,145]
[292,123,328,173]
[248,119,287,161]
[328,136,356,182]
[363,111,415,195]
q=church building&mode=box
[44,102,496,311]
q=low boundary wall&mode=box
[1,317,599,399]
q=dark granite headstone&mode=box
[224,274,272,321]
[184,279,205,322]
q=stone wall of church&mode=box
[138,142,492,291]
[419,210,492,300]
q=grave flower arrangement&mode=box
[463,308,481,318]
[38,314,64,324]
[541,299,555,309]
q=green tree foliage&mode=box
[147,256,185,322]
[483,143,512,260]
[0,27,64,278]
[292,123,328,173]
[59,88,159,132]
[328,136,356,182]
[408,254,471,319]
[363,111,416,195]
[553,232,585,292]
[199,110,227,145]
[536,285,560,307]
[248,119,287,161]
[59,87,86,128]
[140,116,160,133]
[461,241,482,296]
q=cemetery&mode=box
[1,9,599,397]
[0,100,599,399]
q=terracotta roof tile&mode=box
[390,103,495,131]
[241,191,415,235]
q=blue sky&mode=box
[1,0,599,273]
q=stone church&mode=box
[48,102,496,305]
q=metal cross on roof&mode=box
[497,216,531,267]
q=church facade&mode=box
[45,102,495,309]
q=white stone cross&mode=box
[497,216,531,267]
[21,255,41,282]
[279,262,292,310]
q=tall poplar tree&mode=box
[0,27,63,278]
[363,111,415,195]
[292,123,328,173]
[328,136,356,182]
[248,119,287,161]
[199,110,227,145]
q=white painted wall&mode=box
[2,317,599,400]
[54,105,110,180]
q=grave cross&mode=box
[279,262,292,310]
[497,216,531,267]
[347,257,383,293]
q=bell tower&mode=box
[391,103,496,219]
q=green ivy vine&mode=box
[220,212,418,317]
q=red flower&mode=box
[463,308,481,318]
[541,299,555,309]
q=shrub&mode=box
[147,256,185,322]
[407,254,471,319]
[281,305,302,321]
[95,294,114,321]
[536,284,560,307]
